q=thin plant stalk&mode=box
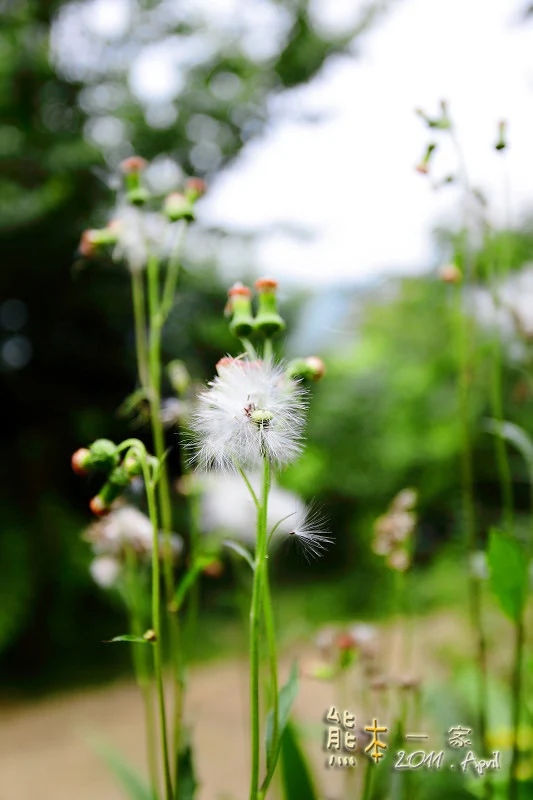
[448,122,491,767]
[249,457,271,800]
[257,566,279,798]
[145,246,186,772]
[124,544,160,799]
[143,457,174,800]
[131,270,150,390]
[118,440,173,800]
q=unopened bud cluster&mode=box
[71,438,154,516]
[225,278,286,339]
[372,488,418,571]
[78,155,206,262]
[224,278,326,381]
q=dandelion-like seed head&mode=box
[190,358,308,472]
[277,505,333,562]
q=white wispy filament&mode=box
[190,358,307,471]
[276,505,333,562]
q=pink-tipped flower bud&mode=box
[253,277,285,338]
[163,192,195,222]
[79,230,99,258]
[185,177,207,202]
[120,156,148,175]
[89,495,109,517]
[305,356,326,381]
[216,356,240,375]
[227,283,254,338]
[439,264,462,284]
[71,448,91,476]
[286,356,326,382]
[120,156,149,204]
[228,282,252,299]
[415,142,437,176]
[255,277,279,292]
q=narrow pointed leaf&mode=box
[264,662,299,777]
[279,722,319,800]
[90,737,154,800]
[223,539,255,570]
[484,419,533,479]
[174,739,198,800]
[488,528,528,622]
[103,634,152,644]
[172,558,216,611]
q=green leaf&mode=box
[103,634,152,644]
[174,738,198,800]
[223,539,255,570]
[488,528,528,622]
[279,722,319,800]
[265,662,299,774]
[90,738,154,800]
[484,419,533,479]
[172,558,216,612]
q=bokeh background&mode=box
[3,0,533,797]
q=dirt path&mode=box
[0,613,466,800]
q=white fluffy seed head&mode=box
[189,359,308,472]
[275,504,333,562]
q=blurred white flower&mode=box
[190,358,307,471]
[90,555,121,588]
[111,203,173,273]
[198,472,305,546]
[84,505,182,562]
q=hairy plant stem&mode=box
[258,565,279,797]
[124,544,160,799]
[249,458,271,800]
[119,441,172,800]
[144,462,173,800]
[146,252,184,777]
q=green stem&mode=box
[146,252,184,772]
[249,458,271,800]
[142,454,173,800]
[131,270,150,390]
[484,225,514,534]
[263,338,273,361]
[125,545,160,799]
[258,568,279,796]
[160,222,187,323]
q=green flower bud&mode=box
[127,187,150,206]
[286,356,326,382]
[227,283,254,338]
[253,277,285,337]
[87,439,120,473]
[184,178,207,203]
[163,192,195,222]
